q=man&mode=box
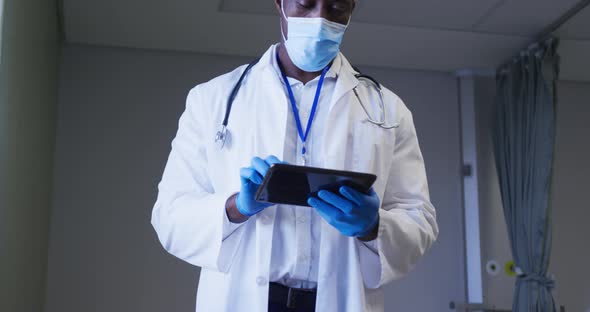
[151,0,438,311]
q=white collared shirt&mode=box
[268,45,341,289]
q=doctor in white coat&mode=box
[152,0,438,311]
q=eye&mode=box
[331,6,346,14]
[330,3,350,15]
[296,1,313,9]
[332,4,345,10]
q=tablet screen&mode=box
[255,164,376,207]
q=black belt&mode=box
[269,282,317,310]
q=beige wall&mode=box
[549,80,590,312]
[0,0,59,311]
[473,77,515,309]
[0,0,5,59]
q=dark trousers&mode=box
[268,300,316,312]
[267,282,316,312]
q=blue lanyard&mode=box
[276,50,331,161]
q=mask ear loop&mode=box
[335,10,353,28]
[344,13,352,27]
[280,0,288,42]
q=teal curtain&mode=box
[493,38,559,311]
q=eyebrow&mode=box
[328,0,353,6]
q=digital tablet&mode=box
[255,164,377,207]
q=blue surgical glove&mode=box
[236,155,282,217]
[308,186,380,237]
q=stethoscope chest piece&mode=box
[215,125,230,150]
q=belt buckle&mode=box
[286,287,297,309]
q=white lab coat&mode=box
[151,45,438,312]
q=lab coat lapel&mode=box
[249,47,289,311]
[328,54,360,114]
[322,54,360,170]
[251,68,288,160]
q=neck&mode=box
[277,43,323,85]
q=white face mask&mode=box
[281,0,350,72]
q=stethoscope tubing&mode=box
[215,59,398,149]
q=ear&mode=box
[275,0,282,15]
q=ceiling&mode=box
[63,0,590,81]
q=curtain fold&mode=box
[493,38,560,312]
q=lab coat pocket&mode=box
[351,121,395,178]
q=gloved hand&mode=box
[308,186,380,237]
[236,155,282,217]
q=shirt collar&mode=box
[271,43,341,86]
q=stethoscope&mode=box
[215,58,398,150]
[351,73,399,130]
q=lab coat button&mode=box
[298,217,306,223]
[256,276,267,285]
